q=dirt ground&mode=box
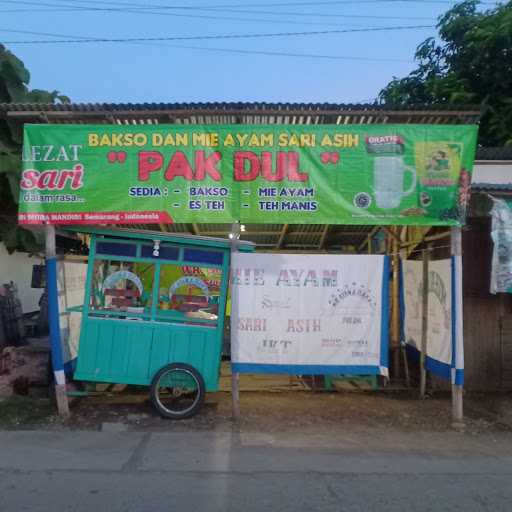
[1,364,511,433]
[2,387,511,435]
[74,389,512,432]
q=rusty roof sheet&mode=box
[0,102,481,125]
[155,223,373,251]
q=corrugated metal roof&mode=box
[472,183,512,191]
[0,102,481,125]
[62,226,255,249]
[472,161,512,193]
[148,222,373,251]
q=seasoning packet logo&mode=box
[414,142,463,221]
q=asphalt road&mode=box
[1,429,512,512]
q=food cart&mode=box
[67,227,254,419]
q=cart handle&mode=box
[66,305,84,313]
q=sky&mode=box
[0,0,497,104]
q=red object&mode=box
[104,289,140,298]
[105,288,140,308]
[18,211,173,225]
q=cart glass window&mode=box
[141,244,179,261]
[89,258,154,319]
[156,263,222,327]
[96,241,137,257]
[183,248,224,265]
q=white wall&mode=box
[473,161,512,187]
[0,243,43,313]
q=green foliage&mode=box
[0,45,30,102]
[0,396,56,428]
[379,1,512,146]
[0,44,69,253]
[0,221,43,254]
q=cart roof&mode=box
[62,226,255,251]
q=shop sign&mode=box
[19,124,477,226]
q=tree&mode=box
[379,1,512,147]
[0,44,70,252]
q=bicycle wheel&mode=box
[150,363,205,419]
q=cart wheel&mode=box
[150,363,205,420]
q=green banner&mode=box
[18,123,478,226]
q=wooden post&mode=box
[451,227,464,422]
[229,221,241,420]
[420,243,431,399]
[400,227,411,388]
[391,227,401,379]
[45,225,70,417]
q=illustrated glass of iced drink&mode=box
[373,156,417,209]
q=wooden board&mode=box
[219,362,305,392]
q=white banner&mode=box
[490,197,512,293]
[231,253,389,376]
[57,261,87,366]
[403,258,463,383]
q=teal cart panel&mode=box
[74,317,221,390]
[70,227,253,392]
[150,322,221,391]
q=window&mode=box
[89,258,154,319]
[155,263,223,327]
[183,248,223,265]
[141,244,179,261]
[96,241,137,257]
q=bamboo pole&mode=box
[451,227,464,422]
[229,221,241,420]
[358,226,379,252]
[383,226,401,243]
[400,227,411,388]
[45,225,70,417]
[420,243,431,399]
[398,230,452,250]
[425,231,452,243]
[391,227,401,379]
